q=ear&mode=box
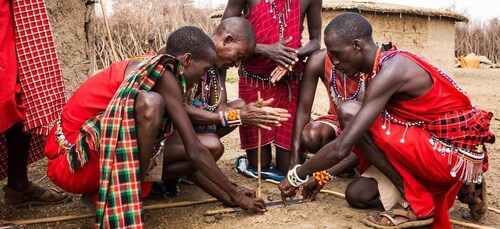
[352,39,362,52]
[179,53,193,67]
[223,34,234,46]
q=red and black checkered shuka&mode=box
[0,0,66,180]
[12,0,66,134]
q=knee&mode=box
[301,125,323,153]
[204,136,224,160]
[345,178,378,209]
[135,92,164,122]
[338,101,361,129]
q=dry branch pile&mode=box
[94,0,218,68]
[456,18,500,65]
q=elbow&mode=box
[324,142,350,163]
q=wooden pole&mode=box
[257,91,262,198]
[266,179,498,228]
[10,198,218,226]
[98,0,119,62]
[449,219,497,229]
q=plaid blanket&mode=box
[69,55,185,228]
[0,0,65,180]
[12,0,66,135]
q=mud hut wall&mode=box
[46,0,93,95]
[303,11,455,69]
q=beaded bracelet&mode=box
[226,109,242,127]
[312,170,334,186]
[287,164,310,187]
[218,111,227,127]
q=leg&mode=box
[345,177,383,209]
[246,144,272,169]
[301,121,337,154]
[3,122,70,206]
[6,122,30,191]
[134,92,164,181]
[162,132,223,179]
[275,146,290,173]
[458,179,487,221]
[338,101,405,198]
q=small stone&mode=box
[267,195,274,201]
[214,214,223,220]
[204,216,216,224]
[345,214,353,219]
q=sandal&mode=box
[2,182,72,207]
[363,199,433,229]
[458,178,487,221]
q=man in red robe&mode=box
[0,0,70,207]
[279,13,493,229]
[45,27,266,228]
[222,0,322,173]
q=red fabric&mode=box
[45,60,150,196]
[11,0,66,135]
[0,0,63,180]
[243,0,302,75]
[0,0,25,132]
[238,78,300,150]
[368,51,490,229]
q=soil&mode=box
[1,69,499,228]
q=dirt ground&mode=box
[1,69,499,228]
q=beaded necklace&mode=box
[330,47,382,105]
[330,71,364,104]
[266,0,292,41]
[202,67,223,112]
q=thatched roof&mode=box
[322,0,468,22]
[211,0,468,22]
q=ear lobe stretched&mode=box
[181,53,193,67]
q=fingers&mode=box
[256,124,272,130]
[270,67,288,84]
[261,98,275,107]
[281,36,293,45]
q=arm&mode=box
[290,50,325,165]
[296,67,402,177]
[297,0,322,58]
[154,70,265,212]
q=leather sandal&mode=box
[2,182,72,207]
[363,198,433,229]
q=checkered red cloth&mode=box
[242,0,302,75]
[0,0,65,180]
[12,0,66,135]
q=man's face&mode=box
[215,39,254,70]
[325,32,362,77]
[183,50,216,89]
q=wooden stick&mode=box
[267,179,498,228]
[265,179,345,199]
[257,91,262,198]
[449,219,497,229]
[203,199,305,216]
[11,198,218,225]
[98,0,119,62]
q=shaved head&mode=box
[215,17,256,46]
[325,13,373,43]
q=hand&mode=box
[234,184,257,198]
[301,179,322,202]
[230,189,266,213]
[270,65,289,84]
[278,178,299,206]
[240,98,291,130]
[261,37,298,69]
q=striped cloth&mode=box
[0,0,65,180]
[68,55,185,228]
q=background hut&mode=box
[311,0,468,69]
[46,0,95,94]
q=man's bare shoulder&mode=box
[303,49,327,79]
